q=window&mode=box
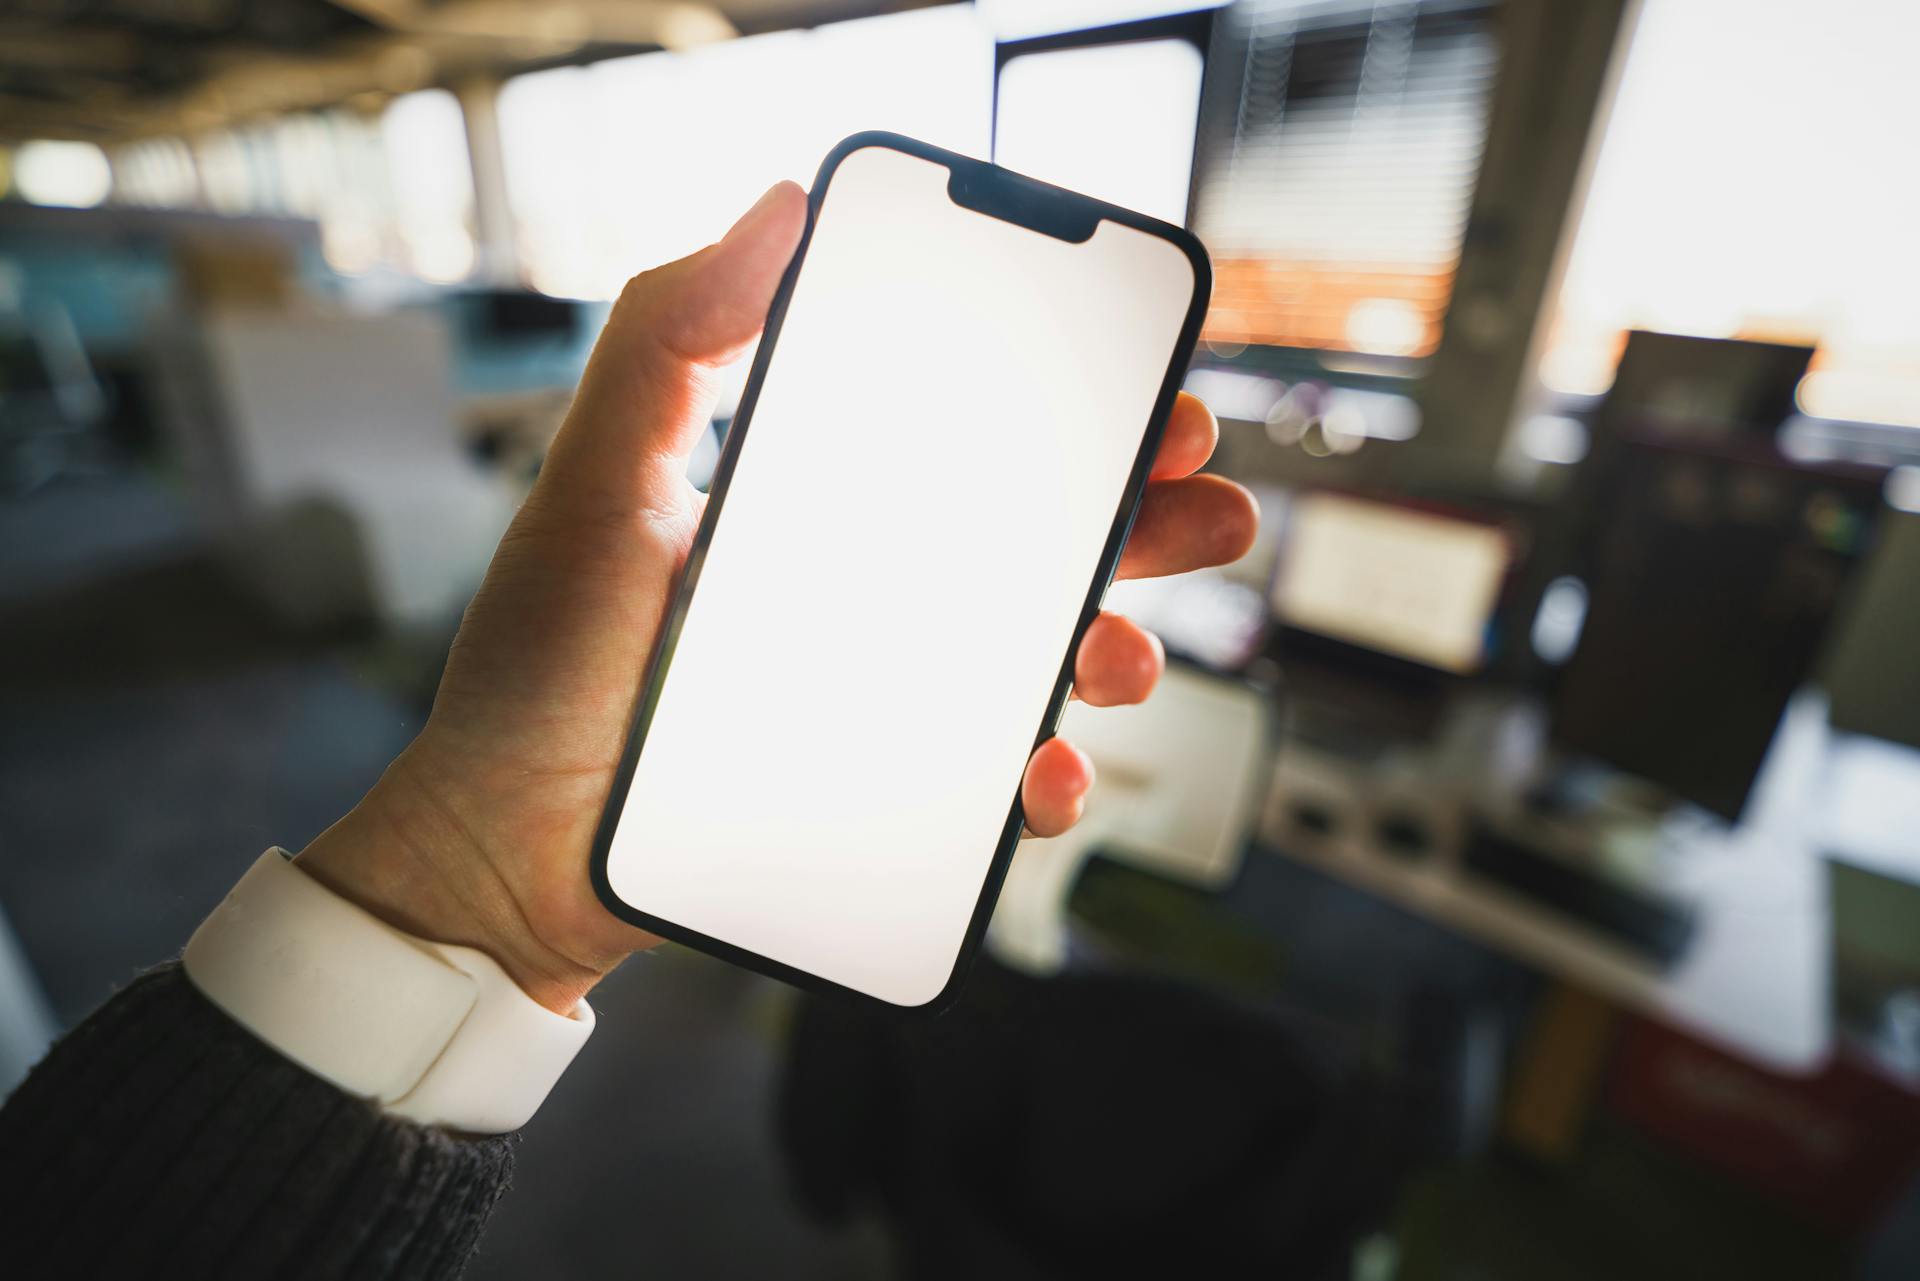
[111,137,200,208]
[1539,0,1920,431]
[994,34,1207,226]
[497,4,993,300]
[1191,0,1499,359]
[381,89,478,284]
[12,141,114,208]
[105,90,478,284]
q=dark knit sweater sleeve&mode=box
[0,963,516,1280]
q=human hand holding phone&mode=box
[297,178,1258,1013]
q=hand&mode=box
[298,182,1258,1012]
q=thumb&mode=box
[536,180,809,520]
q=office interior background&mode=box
[3,0,1919,1276]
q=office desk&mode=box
[1256,691,1891,1075]
[1002,669,1918,1076]
[1264,803,1827,1073]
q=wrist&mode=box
[297,748,612,1015]
[186,849,597,1132]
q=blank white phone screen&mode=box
[604,144,1198,1006]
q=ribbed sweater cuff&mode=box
[0,963,516,1280]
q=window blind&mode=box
[1193,0,1499,359]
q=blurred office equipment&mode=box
[1246,415,1886,1069]
[1246,327,1909,1067]
[988,665,1271,974]
[1458,820,1693,966]
[1824,508,1920,752]
[1504,331,1823,681]
[1532,329,1820,596]
[782,963,1404,1281]
[1608,1011,1920,1232]
[449,288,599,479]
[1832,858,1920,1086]
[1273,491,1512,677]
[1817,733,1920,885]
[468,288,580,342]
[173,233,301,311]
[1250,442,1874,1069]
[1265,490,1517,760]
[0,274,109,493]
[152,303,516,631]
[1587,331,1814,450]
[1549,442,1882,821]
[1262,687,1835,1071]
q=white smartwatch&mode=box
[182,849,594,1134]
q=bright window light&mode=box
[994,37,1204,225]
[15,141,113,208]
[383,89,478,284]
[1541,0,1920,429]
[101,104,479,285]
[193,132,256,214]
[498,4,993,300]
[112,138,198,207]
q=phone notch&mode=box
[945,159,1100,245]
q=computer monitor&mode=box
[1550,438,1881,821]
[1561,331,1818,578]
[1820,498,1920,753]
[1270,490,1513,676]
[1594,331,1814,447]
[472,289,580,342]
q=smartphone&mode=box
[590,132,1209,1011]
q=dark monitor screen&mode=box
[474,290,579,341]
[1596,331,1814,445]
[1550,438,1880,820]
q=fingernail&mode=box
[724,183,790,243]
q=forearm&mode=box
[0,964,515,1281]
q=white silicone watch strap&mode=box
[182,849,593,1133]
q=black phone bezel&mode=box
[587,131,1213,1015]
